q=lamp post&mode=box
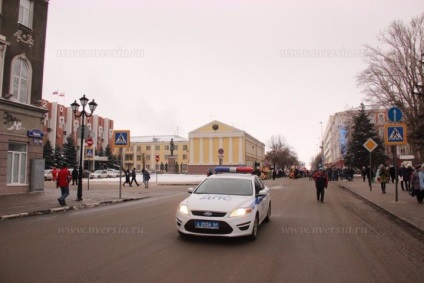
[71,95,97,201]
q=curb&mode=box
[0,196,150,221]
[339,185,424,240]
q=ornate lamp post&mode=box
[71,95,97,201]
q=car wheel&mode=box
[248,215,259,241]
[264,202,271,223]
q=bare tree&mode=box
[265,135,298,170]
[357,13,424,158]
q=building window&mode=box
[7,143,27,185]
[136,155,141,161]
[155,145,160,150]
[146,146,151,150]
[18,0,33,28]
[183,145,188,150]
[165,145,169,150]
[174,145,178,150]
[183,154,187,160]
[146,155,151,160]
[378,113,384,124]
[11,56,32,103]
[137,146,141,151]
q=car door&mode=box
[254,177,267,222]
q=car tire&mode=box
[264,202,271,223]
[248,215,259,241]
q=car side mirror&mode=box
[187,187,194,194]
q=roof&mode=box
[130,135,188,143]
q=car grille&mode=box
[184,220,233,234]
[191,211,227,217]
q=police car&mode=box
[176,167,271,240]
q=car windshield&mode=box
[194,178,253,196]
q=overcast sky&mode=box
[42,0,424,167]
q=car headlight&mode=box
[229,208,253,217]
[178,204,190,215]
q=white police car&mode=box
[176,167,271,240]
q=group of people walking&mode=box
[123,168,150,188]
[370,163,424,203]
[312,162,424,204]
[55,163,152,206]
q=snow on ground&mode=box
[88,173,208,184]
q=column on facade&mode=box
[238,136,243,164]
[209,137,213,164]
[199,138,204,164]
[189,139,194,164]
[229,137,233,164]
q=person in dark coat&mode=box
[312,168,328,203]
[130,168,140,186]
[71,167,79,185]
[403,165,413,192]
[389,165,396,183]
[123,169,131,186]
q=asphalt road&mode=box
[1,178,424,282]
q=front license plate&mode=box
[195,221,219,229]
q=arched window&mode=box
[10,56,32,103]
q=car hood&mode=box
[185,194,254,212]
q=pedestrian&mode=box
[130,168,139,186]
[399,164,406,191]
[51,167,58,182]
[142,169,151,188]
[272,168,277,180]
[365,166,374,187]
[56,163,71,206]
[312,167,328,203]
[389,165,396,183]
[376,164,389,193]
[123,169,131,186]
[410,164,424,203]
[361,166,367,182]
[403,164,413,192]
[72,167,79,185]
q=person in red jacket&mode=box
[51,167,58,182]
[313,167,329,203]
[56,163,71,206]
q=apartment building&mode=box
[323,107,412,168]
[0,0,49,194]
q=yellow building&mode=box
[120,135,189,172]
[188,120,265,174]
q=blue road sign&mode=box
[387,107,403,123]
[384,124,407,145]
[113,130,130,148]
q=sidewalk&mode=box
[334,176,424,234]
[0,181,152,220]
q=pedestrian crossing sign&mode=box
[384,124,407,145]
[86,148,94,159]
[113,130,130,148]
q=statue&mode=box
[170,138,175,156]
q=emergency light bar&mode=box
[214,167,254,174]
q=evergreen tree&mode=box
[344,103,388,169]
[105,144,120,169]
[43,139,55,169]
[54,145,64,168]
[63,136,78,168]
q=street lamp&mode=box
[71,95,97,201]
